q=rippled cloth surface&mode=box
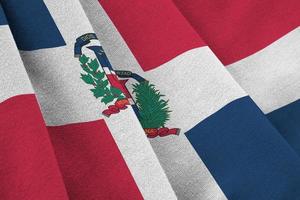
[1,1,300,200]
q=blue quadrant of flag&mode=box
[186,96,300,200]
[0,5,7,25]
[1,0,65,50]
[267,99,300,155]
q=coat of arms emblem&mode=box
[74,33,179,138]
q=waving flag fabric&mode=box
[0,1,176,200]
[80,1,300,200]
[173,0,300,156]
[1,0,300,200]
[0,5,69,200]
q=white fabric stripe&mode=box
[20,1,177,199]
[105,107,177,200]
[227,27,300,113]
[103,67,111,74]
[80,1,248,199]
[20,46,104,125]
[0,26,34,103]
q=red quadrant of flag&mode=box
[99,0,205,71]
[48,119,143,200]
[174,0,300,65]
[0,94,143,200]
[0,94,69,200]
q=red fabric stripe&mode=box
[174,0,300,65]
[48,120,143,200]
[99,0,205,71]
[0,94,69,200]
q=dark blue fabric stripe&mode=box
[267,99,300,155]
[186,96,300,200]
[1,0,65,50]
[0,5,7,25]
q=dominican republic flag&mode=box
[81,1,300,200]
[0,1,176,200]
[1,1,300,200]
[173,0,300,157]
